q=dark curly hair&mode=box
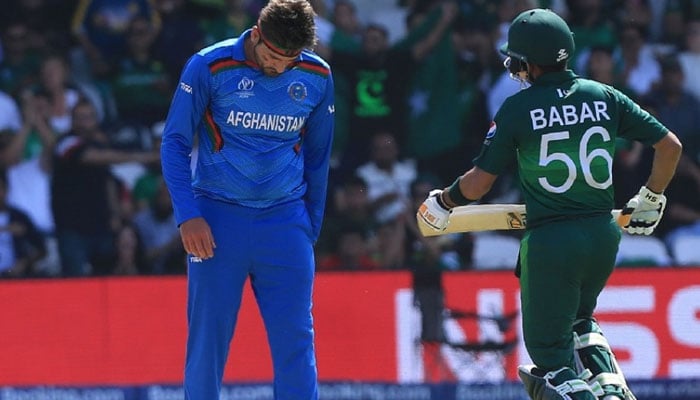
[258,0,318,53]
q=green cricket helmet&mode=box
[500,8,575,66]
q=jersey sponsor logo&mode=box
[189,256,203,263]
[179,82,193,94]
[288,81,307,101]
[235,77,255,98]
[226,110,306,132]
[529,101,611,130]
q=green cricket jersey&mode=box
[474,70,668,227]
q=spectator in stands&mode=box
[110,16,173,127]
[0,169,47,278]
[34,54,86,135]
[373,216,407,269]
[2,0,695,277]
[678,19,700,102]
[317,175,377,258]
[314,0,363,166]
[14,53,104,162]
[329,0,363,52]
[328,1,458,176]
[643,56,700,254]
[0,90,22,135]
[113,222,147,275]
[565,0,618,73]
[660,0,700,49]
[0,88,56,168]
[356,130,417,225]
[309,0,335,50]
[643,55,700,163]
[0,0,73,53]
[400,1,463,182]
[444,17,493,184]
[584,45,635,96]
[132,177,185,274]
[51,99,159,276]
[153,0,205,81]
[200,0,253,46]
[6,144,59,276]
[316,220,380,271]
[71,0,159,79]
[324,164,409,270]
[615,0,654,39]
[0,20,42,98]
[0,72,62,275]
[614,22,661,97]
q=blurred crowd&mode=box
[0,0,699,279]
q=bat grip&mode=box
[616,207,634,228]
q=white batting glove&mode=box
[417,190,452,231]
[621,186,666,235]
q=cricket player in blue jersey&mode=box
[160,0,334,398]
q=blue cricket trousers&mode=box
[184,196,318,400]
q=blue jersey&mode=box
[161,29,335,240]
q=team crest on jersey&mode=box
[288,81,307,101]
[235,77,255,98]
[485,121,497,139]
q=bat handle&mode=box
[616,207,634,228]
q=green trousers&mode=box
[519,214,621,371]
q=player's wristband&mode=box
[435,191,451,210]
[447,178,477,206]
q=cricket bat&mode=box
[417,204,626,237]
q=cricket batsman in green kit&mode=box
[417,8,682,400]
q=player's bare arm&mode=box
[646,131,682,193]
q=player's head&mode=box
[71,98,101,135]
[252,0,317,76]
[362,23,389,56]
[500,8,574,83]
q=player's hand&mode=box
[417,189,452,231]
[179,217,216,260]
[620,186,666,235]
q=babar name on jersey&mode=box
[529,100,610,131]
[226,110,306,132]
